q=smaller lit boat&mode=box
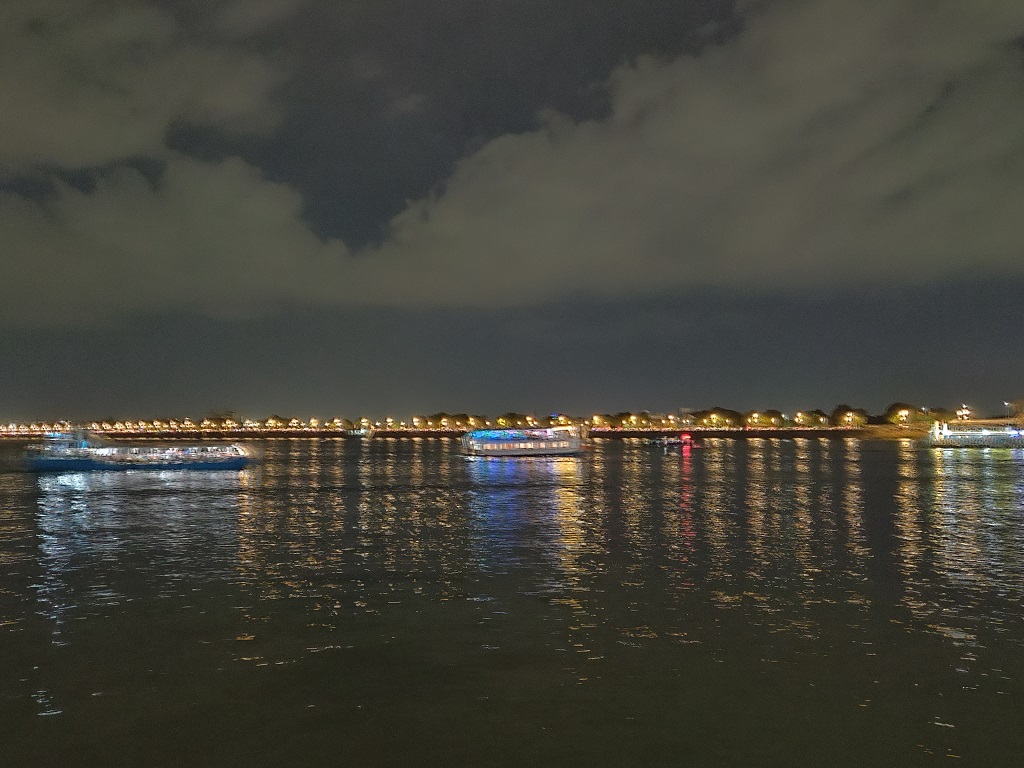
[462,426,584,457]
[26,431,252,472]
[651,433,699,448]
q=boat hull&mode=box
[463,444,583,457]
[922,435,1024,448]
[26,456,250,472]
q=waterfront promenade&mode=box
[0,424,902,442]
[0,404,967,444]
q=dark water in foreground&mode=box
[2,437,1023,766]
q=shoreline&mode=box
[0,425,932,443]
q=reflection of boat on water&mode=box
[35,469,248,496]
[32,468,245,655]
[465,453,588,576]
[462,426,584,457]
[26,431,252,472]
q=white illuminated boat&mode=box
[462,426,584,457]
[923,421,1024,448]
[26,431,252,472]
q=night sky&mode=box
[3,0,1023,421]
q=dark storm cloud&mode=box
[244,0,739,245]
[2,0,1024,326]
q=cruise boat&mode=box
[26,431,252,472]
[923,421,1024,448]
[461,426,584,457]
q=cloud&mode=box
[214,0,308,38]
[0,0,285,171]
[364,0,1024,301]
[0,154,347,325]
[3,0,1024,326]
[0,0,310,326]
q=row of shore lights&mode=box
[0,417,493,435]
[592,412,856,428]
[1,418,351,435]
[894,405,973,424]
[3,411,871,436]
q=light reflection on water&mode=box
[1,438,1024,765]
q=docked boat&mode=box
[462,426,584,457]
[26,431,252,472]
[923,421,1024,448]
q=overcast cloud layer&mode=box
[3,0,1024,324]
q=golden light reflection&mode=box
[550,457,589,583]
[791,438,813,572]
[895,438,924,599]
[12,433,1024,700]
[620,440,656,565]
[841,438,868,578]
[745,438,773,579]
[702,438,740,604]
[660,441,696,593]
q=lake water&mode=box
[2,437,1023,766]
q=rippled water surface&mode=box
[2,438,1024,766]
